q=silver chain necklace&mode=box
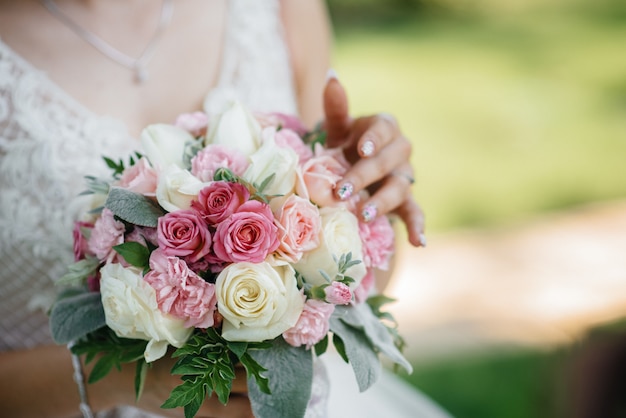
[40,0,174,84]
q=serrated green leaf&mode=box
[49,291,105,344]
[238,352,270,395]
[366,294,397,314]
[247,338,313,418]
[113,242,150,268]
[134,359,148,401]
[88,354,116,383]
[105,187,164,227]
[162,379,200,409]
[226,341,248,358]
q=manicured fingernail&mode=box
[361,204,377,223]
[419,233,427,247]
[360,140,375,157]
[336,182,353,201]
[326,68,339,82]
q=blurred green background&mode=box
[327,0,626,416]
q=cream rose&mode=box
[99,263,192,362]
[294,207,366,288]
[141,124,194,170]
[216,262,305,342]
[242,128,299,196]
[204,101,262,157]
[156,165,208,213]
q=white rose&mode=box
[141,124,194,170]
[156,165,208,213]
[294,207,366,288]
[216,262,305,342]
[99,263,192,362]
[243,128,299,196]
[204,101,261,156]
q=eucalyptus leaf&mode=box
[49,291,105,344]
[247,338,313,418]
[105,187,164,227]
[333,304,412,374]
[329,315,380,392]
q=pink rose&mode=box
[274,195,321,263]
[191,144,249,182]
[88,208,125,262]
[283,299,335,349]
[73,221,94,261]
[117,157,158,195]
[359,215,395,270]
[144,249,217,328]
[325,281,352,305]
[274,128,313,162]
[353,269,376,304]
[175,111,209,137]
[255,112,308,137]
[212,200,279,263]
[157,210,212,262]
[192,181,250,225]
[301,144,351,207]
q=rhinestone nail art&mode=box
[361,204,377,223]
[360,140,375,157]
[336,182,354,201]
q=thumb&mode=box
[323,70,351,148]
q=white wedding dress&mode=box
[0,1,451,417]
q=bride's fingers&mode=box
[335,135,412,201]
[394,197,426,248]
[323,73,352,148]
[358,168,413,223]
[356,113,399,159]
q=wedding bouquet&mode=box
[50,101,412,418]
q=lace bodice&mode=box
[0,0,297,353]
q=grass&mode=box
[332,13,626,232]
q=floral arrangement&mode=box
[49,101,411,418]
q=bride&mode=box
[0,1,443,417]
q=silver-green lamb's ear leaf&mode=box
[247,338,313,418]
[105,187,164,227]
[329,314,381,392]
[49,291,105,344]
[333,304,413,374]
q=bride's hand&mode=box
[323,74,426,248]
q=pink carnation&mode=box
[283,299,335,349]
[125,226,158,248]
[353,269,376,304]
[175,111,209,137]
[359,215,395,270]
[192,181,250,225]
[144,249,217,328]
[191,144,249,182]
[88,208,125,262]
[255,112,308,136]
[274,195,321,263]
[212,200,279,263]
[73,221,94,261]
[274,128,313,162]
[301,144,351,207]
[325,281,352,305]
[157,210,212,262]
[117,157,157,195]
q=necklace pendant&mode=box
[135,66,149,84]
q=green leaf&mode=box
[162,379,201,409]
[334,304,412,374]
[56,258,100,287]
[238,352,270,395]
[226,341,248,358]
[256,173,276,193]
[247,338,313,418]
[314,335,329,356]
[332,334,349,363]
[105,187,164,227]
[134,359,148,401]
[88,354,116,383]
[366,294,397,314]
[213,167,237,182]
[49,291,105,344]
[330,314,381,392]
[113,242,150,268]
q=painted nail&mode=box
[361,204,378,223]
[419,233,427,247]
[360,140,375,157]
[336,182,354,201]
[326,68,339,82]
